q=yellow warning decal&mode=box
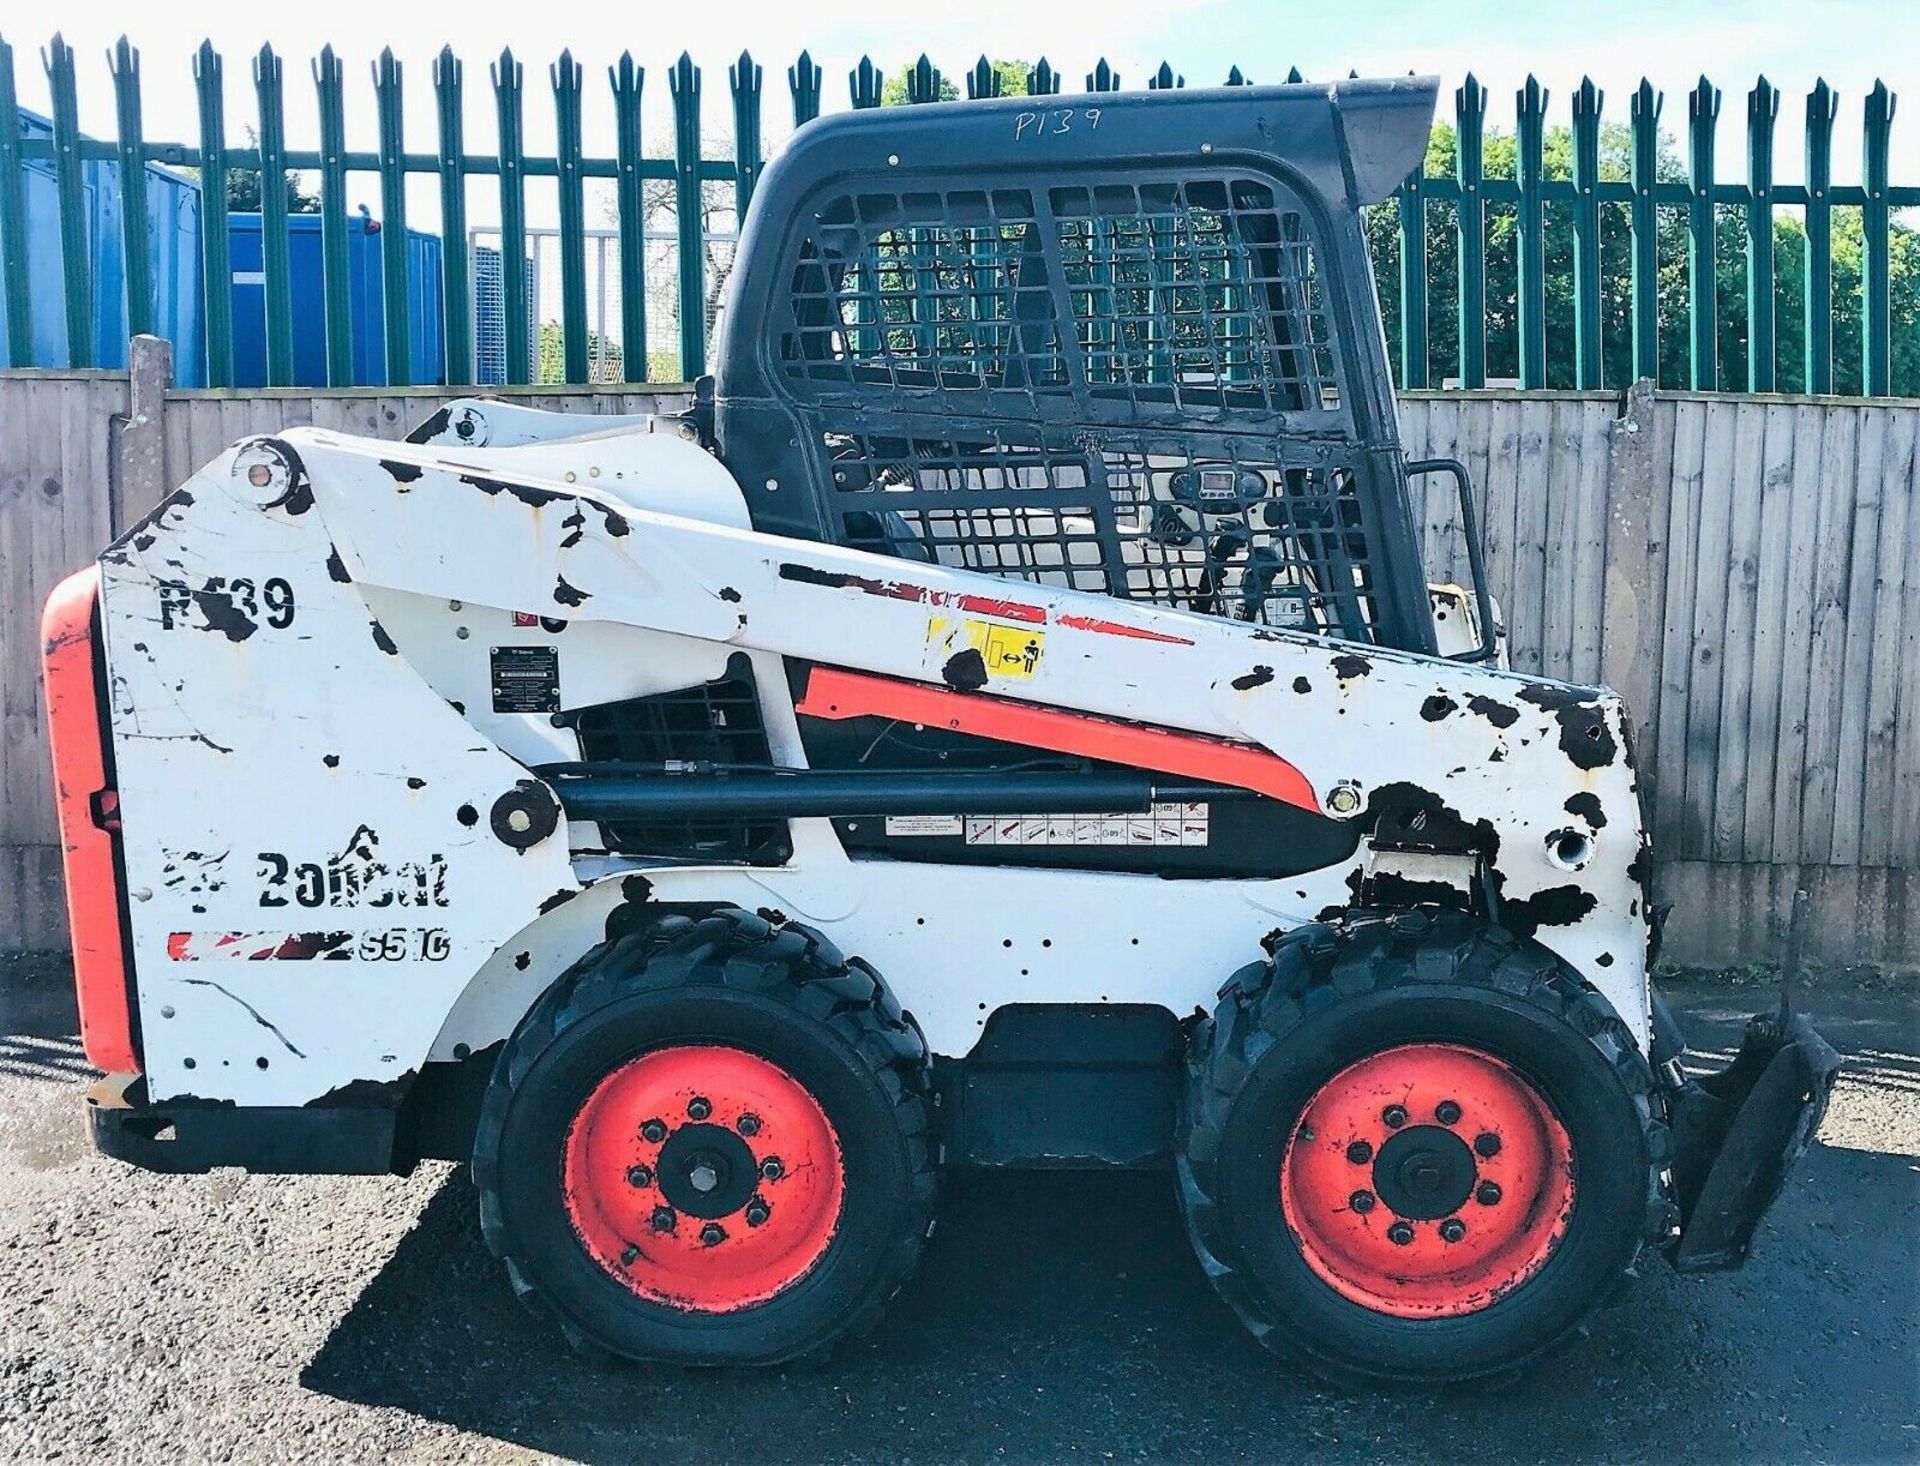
[928,616,1046,681]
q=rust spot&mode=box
[1331,653,1372,683]
[1231,665,1275,691]
[1419,693,1457,722]
[1292,676,1312,694]
[553,576,590,607]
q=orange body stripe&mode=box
[795,667,1318,813]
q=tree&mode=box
[537,318,623,384]
[222,126,320,215]
[881,59,1027,105]
[1367,119,1919,395]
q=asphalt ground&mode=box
[1,953,1914,1464]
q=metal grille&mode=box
[1052,181,1340,415]
[780,176,1341,419]
[571,666,787,864]
[779,171,1379,642]
[826,430,1374,637]
[783,189,1067,394]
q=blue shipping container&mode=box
[2,107,205,384]
[226,212,444,388]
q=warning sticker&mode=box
[884,815,965,837]
[928,615,1046,680]
[962,803,1208,847]
[491,645,560,714]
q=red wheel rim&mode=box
[1278,1042,1575,1319]
[563,1045,844,1313]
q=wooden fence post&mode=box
[1602,377,1663,806]
[117,333,172,532]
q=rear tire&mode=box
[473,908,936,1366]
[1177,910,1673,1385]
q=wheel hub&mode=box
[1278,1042,1576,1319]
[656,1124,758,1219]
[562,1045,844,1313]
[1372,1125,1477,1220]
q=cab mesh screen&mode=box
[780,174,1375,640]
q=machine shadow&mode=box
[294,1158,1830,1465]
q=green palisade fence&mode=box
[0,34,1913,396]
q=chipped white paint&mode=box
[93,403,1653,1106]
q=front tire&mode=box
[1178,910,1672,1385]
[473,909,936,1366]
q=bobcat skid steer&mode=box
[43,77,1837,1384]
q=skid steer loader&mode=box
[42,76,1837,1383]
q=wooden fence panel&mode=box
[3,372,1915,964]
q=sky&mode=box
[9,0,1915,232]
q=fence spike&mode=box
[108,36,153,341]
[42,33,90,366]
[251,42,295,385]
[1286,66,1304,84]
[1570,76,1603,388]
[0,33,32,367]
[1225,65,1248,86]
[1862,79,1895,396]
[1628,78,1662,383]
[1150,61,1182,90]
[552,48,588,385]
[432,43,470,387]
[907,53,941,104]
[610,51,648,382]
[789,49,821,125]
[1803,78,1837,393]
[1515,76,1548,389]
[493,47,529,384]
[670,52,705,377]
[1086,58,1119,93]
[1453,73,1487,388]
[1028,57,1060,96]
[850,54,882,109]
[313,43,353,386]
[189,40,231,385]
[1685,75,1722,390]
[372,46,410,385]
[731,49,763,217]
[1745,75,1779,390]
[968,55,1000,100]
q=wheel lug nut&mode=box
[1382,1104,1408,1129]
[1346,1140,1373,1165]
[1476,1181,1502,1206]
[699,1222,726,1247]
[1349,1190,1376,1214]
[640,1118,667,1143]
[1440,1218,1467,1243]
[620,1244,639,1265]
[1435,1099,1462,1125]
[650,1206,676,1233]
[1474,1131,1501,1158]
[760,1156,783,1180]
[626,1164,653,1188]
[746,1200,771,1227]
[737,1113,761,1137]
[1387,1220,1415,1246]
[687,1096,712,1121]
